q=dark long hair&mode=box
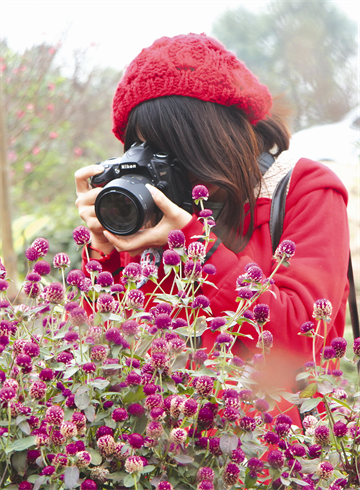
[124,96,290,253]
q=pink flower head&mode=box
[188,241,206,260]
[46,405,64,425]
[45,282,65,303]
[23,342,40,357]
[29,381,47,399]
[112,407,128,422]
[97,293,115,312]
[123,262,142,281]
[53,253,71,269]
[25,247,41,262]
[70,306,87,326]
[223,463,240,486]
[192,185,209,201]
[162,249,181,266]
[239,416,257,432]
[193,376,214,397]
[313,298,332,322]
[66,269,85,288]
[91,345,108,362]
[183,259,202,280]
[199,209,213,218]
[253,303,270,324]
[256,330,273,350]
[267,450,285,469]
[168,229,186,249]
[73,226,91,246]
[33,260,51,275]
[97,271,114,287]
[354,337,360,356]
[125,455,143,474]
[85,260,102,273]
[331,337,347,358]
[191,295,210,309]
[81,480,97,490]
[245,265,263,282]
[31,238,49,257]
[23,281,41,298]
[314,425,330,446]
[300,321,314,333]
[126,289,145,309]
[316,461,334,479]
[202,263,216,275]
[322,346,336,360]
[274,239,296,262]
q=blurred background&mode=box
[0,0,359,301]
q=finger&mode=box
[145,184,179,217]
[103,229,162,253]
[75,165,104,194]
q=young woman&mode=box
[75,33,349,393]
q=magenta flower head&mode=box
[256,330,273,350]
[193,376,214,397]
[300,321,314,334]
[73,226,91,246]
[267,450,285,469]
[97,293,115,313]
[333,420,347,437]
[188,241,206,260]
[125,455,144,474]
[67,269,85,288]
[322,346,336,360]
[23,281,41,298]
[26,272,42,283]
[168,229,186,249]
[191,295,210,309]
[45,282,65,304]
[246,265,263,282]
[70,306,88,326]
[202,263,216,275]
[162,249,181,266]
[313,298,332,322]
[223,463,240,486]
[25,246,41,262]
[247,458,264,478]
[81,480,97,490]
[353,337,360,357]
[90,345,108,362]
[112,407,128,422]
[314,425,330,446]
[122,320,140,336]
[156,483,174,490]
[254,398,270,412]
[331,337,347,358]
[239,416,257,432]
[86,260,102,274]
[128,403,145,417]
[274,239,296,263]
[197,467,215,482]
[199,209,213,218]
[105,327,123,344]
[45,405,64,426]
[123,262,142,282]
[316,461,334,479]
[126,289,145,309]
[97,271,114,287]
[192,185,209,201]
[253,304,270,324]
[23,342,40,357]
[0,279,9,291]
[183,259,202,280]
[237,287,254,300]
[53,252,71,269]
[31,237,49,257]
[33,260,51,275]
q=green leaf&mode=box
[5,436,36,454]
[11,450,28,476]
[89,378,110,389]
[220,434,238,454]
[84,404,96,422]
[300,397,322,414]
[299,383,318,398]
[124,474,136,487]
[174,454,194,464]
[64,366,79,379]
[141,465,155,474]
[64,466,80,489]
[33,476,46,490]
[194,368,217,377]
[75,391,90,410]
[172,353,189,370]
[295,371,312,381]
[19,421,31,435]
[87,447,102,465]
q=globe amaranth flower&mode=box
[183,259,202,280]
[313,298,332,322]
[31,237,49,256]
[267,450,285,469]
[192,185,209,201]
[302,415,318,429]
[316,461,334,479]
[256,330,273,350]
[245,265,263,282]
[223,463,240,486]
[300,321,315,334]
[253,303,270,324]
[182,398,198,417]
[274,239,296,262]
[237,287,254,300]
[105,327,123,345]
[97,293,115,313]
[197,467,214,482]
[23,341,40,357]
[23,281,41,298]
[45,282,65,304]
[53,252,71,269]
[194,349,208,364]
[123,262,142,282]
[67,269,85,288]
[188,241,206,260]
[73,226,91,246]
[26,271,42,283]
[191,295,210,309]
[322,346,336,360]
[331,337,347,358]
[126,289,145,309]
[97,271,114,287]
[25,246,41,262]
[216,332,232,346]
[314,425,330,446]
[128,403,145,417]
[169,427,187,444]
[239,416,257,432]
[15,354,32,368]
[168,229,186,249]
[146,421,164,439]
[163,249,181,266]
[91,345,108,362]
[112,407,128,422]
[223,407,240,421]
[125,455,144,474]
[128,432,145,449]
[354,337,360,357]
[156,483,174,490]
[332,420,348,437]
[18,482,33,490]
[154,313,172,330]
[202,263,216,275]
[247,457,264,478]
[33,260,51,276]
[126,371,141,386]
[97,434,115,456]
[142,264,158,279]
[254,398,270,412]
[193,376,214,397]
[85,260,102,274]
[60,421,78,439]
[70,306,88,326]
[80,480,97,490]
[45,405,64,425]
[76,450,92,467]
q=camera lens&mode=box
[94,175,155,235]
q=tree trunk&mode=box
[0,79,18,299]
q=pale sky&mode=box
[1,0,359,72]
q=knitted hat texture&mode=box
[112,33,273,142]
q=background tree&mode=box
[213,0,358,130]
[0,40,122,287]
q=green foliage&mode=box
[1,40,123,274]
[212,0,358,130]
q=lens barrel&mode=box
[94,175,155,235]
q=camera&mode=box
[91,142,193,236]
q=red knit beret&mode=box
[112,33,272,142]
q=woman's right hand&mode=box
[75,165,114,253]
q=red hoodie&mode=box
[82,157,349,414]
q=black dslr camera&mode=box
[91,142,193,236]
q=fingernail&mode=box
[145,184,157,196]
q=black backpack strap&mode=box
[270,169,293,254]
[258,152,275,176]
[270,169,359,349]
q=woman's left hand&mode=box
[103,185,192,257]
